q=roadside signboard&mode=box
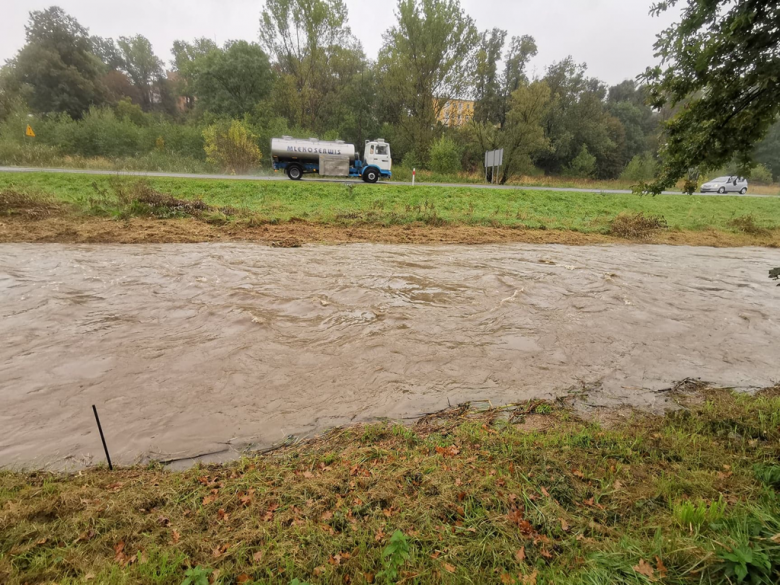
[484,149,504,183]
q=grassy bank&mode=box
[1,172,780,246]
[2,388,780,584]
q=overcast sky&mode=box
[0,0,680,86]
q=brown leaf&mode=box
[262,503,279,522]
[114,541,127,564]
[236,574,251,584]
[171,530,180,544]
[364,573,375,584]
[443,563,456,573]
[212,544,229,558]
[501,573,515,584]
[302,471,314,479]
[613,480,623,491]
[430,551,441,559]
[314,566,326,576]
[520,570,538,585]
[540,486,550,498]
[35,538,47,546]
[375,529,386,542]
[218,508,229,521]
[239,490,255,506]
[458,492,466,502]
[655,556,668,578]
[158,516,170,527]
[515,547,526,562]
[572,469,585,479]
[583,497,595,507]
[253,550,263,563]
[455,478,462,486]
[633,559,656,580]
[209,569,221,584]
[560,518,570,532]
[322,510,334,521]
[202,494,217,506]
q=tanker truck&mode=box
[271,137,392,183]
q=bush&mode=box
[203,119,262,174]
[428,136,461,174]
[401,150,423,170]
[750,164,774,185]
[565,145,597,178]
[620,153,657,182]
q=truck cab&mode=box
[365,140,392,172]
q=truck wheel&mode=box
[364,169,379,184]
[287,165,303,180]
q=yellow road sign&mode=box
[26,124,35,137]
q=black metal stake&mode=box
[92,405,113,470]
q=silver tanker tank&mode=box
[271,137,357,163]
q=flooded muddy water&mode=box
[1,243,778,469]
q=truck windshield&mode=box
[376,145,388,155]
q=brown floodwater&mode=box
[1,243,778,470]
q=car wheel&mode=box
[718,187,726,194]
[364,169,379,184]
[287,165,303,181]
[740,188,748,195]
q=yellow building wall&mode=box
[436,99,475,127]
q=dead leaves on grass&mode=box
[632,557,668,581]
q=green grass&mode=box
[2,171,780,234]
[2,388,780,584]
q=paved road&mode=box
[0,165,776,198]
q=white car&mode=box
[701,176,748,194]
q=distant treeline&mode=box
[0,2,778,181]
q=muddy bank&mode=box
[1,242,779,469]
[1,216,779,247]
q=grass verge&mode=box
[1,172,779,246]
[2,388,780,584]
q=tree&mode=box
[473,29,506,124]
[91,36,124,70]
[499,35,538,127]
[259,0,357,130]
[470,80,551,183]
[203,119,262,174]
[754,121,780,182]
[642,0,780,194]
[379,0,478,162]
[10,7,105,118]
[566,144,596,177]
[192,41,274,118]
[429,136,461,174]
[171,38,218,110]
[116,35,164,111]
